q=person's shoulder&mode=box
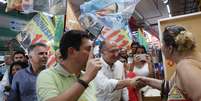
[37,68,57,84]
[177,59,194,67]
[38,68,55,77]
[115,60,124,67]
[115,60,124,65]
[176,59,198,73]
[12,68,27,82]
[14,68,27,76]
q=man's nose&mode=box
[114,52,119,57]
[43,52,48,57]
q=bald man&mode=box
[94,40,133,101]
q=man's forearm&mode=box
[143,77,162,90]
[47,82,86,101]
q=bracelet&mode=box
[77,79,88,88]
[164,81,170,98]
[161,80,165,99]
[161,80,169,100]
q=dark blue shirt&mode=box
[8,66,37,101]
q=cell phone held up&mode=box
[93,40,101,58]
[135,54,147,62]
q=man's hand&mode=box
[81,48,102,83]
[130,76,147,90]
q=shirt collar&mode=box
[55,63,79,77]
[100,57,115,71]
[26,65,35,75]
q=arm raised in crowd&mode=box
[37,48,102,101]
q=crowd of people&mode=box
[0,25,200,101]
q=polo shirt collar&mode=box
[55,63,78,77]
[27,65,46,75]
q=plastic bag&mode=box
[80,0,141,30]
[33,0,67,15]
[80,0,116,13]
[79,13,103,37]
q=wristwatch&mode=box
[77,78,88,88]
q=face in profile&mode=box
[11,64,22,76]
[75,38,92,68]
[161,42,172,60]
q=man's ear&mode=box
[68,47,76,56]
[28,51,34,59]
[28,55,32,59]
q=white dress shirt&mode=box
[94,57,128,101]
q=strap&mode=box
[77,78,88,88]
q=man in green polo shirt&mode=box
[36,30,102,101]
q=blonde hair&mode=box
[163,25,196,52]
[175,30,195,52]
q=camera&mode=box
[135,54,147,62]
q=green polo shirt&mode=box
[36,64,97,101]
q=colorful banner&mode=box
[98,26,132,48]
[65,0,83,30]
[80,0,141,30]
[79,0,141,49]
[16,13,56,67]
[53,15,64,50]
[137,28,148,49]
[32,13,55,40]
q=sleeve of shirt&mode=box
[122,87,129,101]
[0,70,9,93]
[94,70,118,94]
[36,70,59,101]
[8,72,21,101]
[0,70,9,87]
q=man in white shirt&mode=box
[94,40,132,101]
